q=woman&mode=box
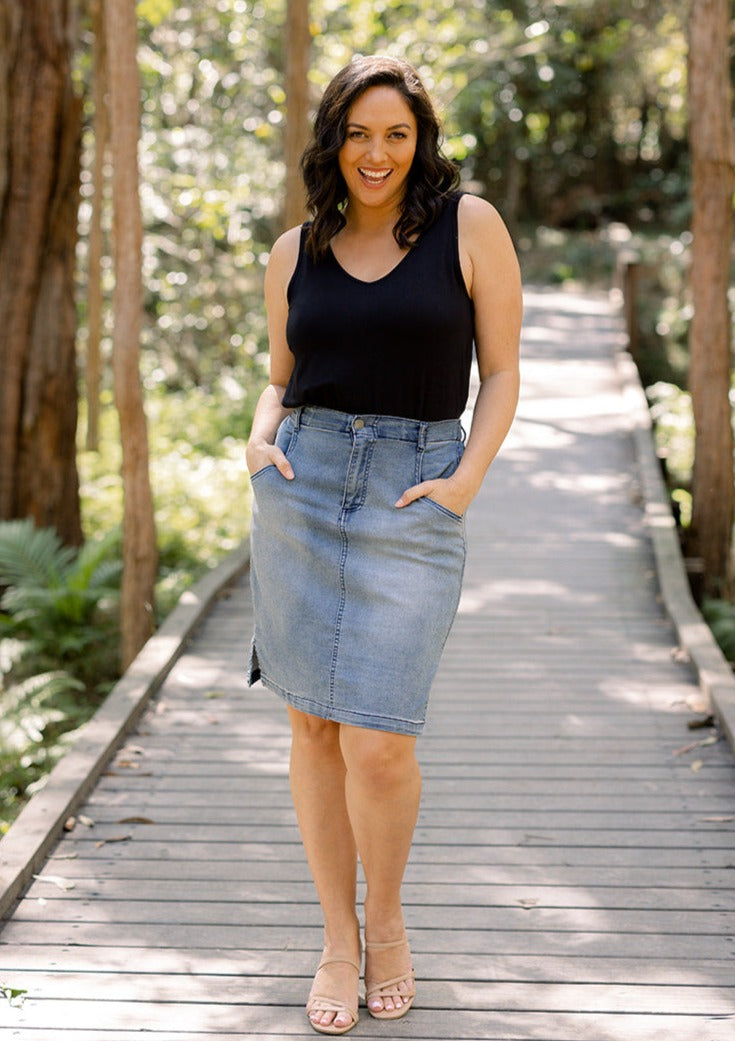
[246,55,521,1035]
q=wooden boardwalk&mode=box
[1,287,735,1039]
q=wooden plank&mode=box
[21,877,735,911]
[37,856,735,890]
[12,896,735,936]
[47,821,735,851]
[3,1001,735,1040]
[85,786,735,812]
[1,971,733,1016]
[69,803,732,831]
[2,921,734,959]
[2,290,735,1041]
[40,836,735,870]
[4,946,735,986]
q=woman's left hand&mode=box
[395,476,473,518]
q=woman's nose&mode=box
[366,138,387,163]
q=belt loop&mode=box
[418,422,428,451]
[291,407,302,430]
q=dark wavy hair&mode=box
[301,56,459,259]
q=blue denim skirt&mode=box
[247,406,467,735]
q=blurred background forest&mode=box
[0,0,732,826]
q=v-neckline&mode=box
[328,239,418,285]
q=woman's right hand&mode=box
[246,436,294,481]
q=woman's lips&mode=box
[357,168,392,187]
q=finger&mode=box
[268,448,294,480]
[276,457,294,480]
[394,482,432,508]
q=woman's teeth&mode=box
[358,168,391,185]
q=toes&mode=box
[369,989,409,1013]
[310,1010,338,1027]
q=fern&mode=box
[0,520,76,589]
[0,520,125,828]
[0,518,123,693]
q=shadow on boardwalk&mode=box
[1,287,734,1039]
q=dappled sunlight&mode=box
[5,293,735,1040]
[458,577,593,615]
[506,417,576,452]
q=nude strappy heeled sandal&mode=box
[306,954,361,1036]
[365,937,416,1020]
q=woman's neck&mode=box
[340,198,401,237]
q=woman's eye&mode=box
[348,130,366,140]
[390,131,407,140]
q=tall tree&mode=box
[283,0,311,230]
[0,0,83,545]
[686,0,735,597]
[104,0,158,668]
[85,0,109,452]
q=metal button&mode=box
[354,418,365,430]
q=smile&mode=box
[358,168,392,186]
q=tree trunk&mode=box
[282,0,311,230]
[85,0,109,453]
[0,0,83,545]
[104,0,158,668]
[686,0,735,598]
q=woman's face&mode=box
[338,86,418,210]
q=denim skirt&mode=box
[247,406,467,736]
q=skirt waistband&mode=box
[291,406,464,444]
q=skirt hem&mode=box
[258,671,426,737]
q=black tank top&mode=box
[282,192,475,422]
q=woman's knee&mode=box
[339,725,418,789]
[288,707,341,751]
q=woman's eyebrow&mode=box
[346,121,413,131]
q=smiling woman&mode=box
[340,89,416,196]
[244,55,522,1036]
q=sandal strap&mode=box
[364,937,407,952]
[315,956,361,973]
[307,995,358,1016]
[366,969,415,998]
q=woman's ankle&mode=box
[322,915,362,955]
[363,904,406,943]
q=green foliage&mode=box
[516,225,616,287]
[79,383,255,618]
[0,520,122,686]
[0,520,123,828]
[75,0,692,419]
[701,600,735,665]
[0,670,86,833]
[646,382,694,492]
[0,982,27,1008]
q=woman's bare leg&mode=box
[339,724,421,1014]
[287,707,361,1030]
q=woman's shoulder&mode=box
[270,224,304,265]
[456,193,520,296]
[457,192,506,236]
[457,193,516,261]
[266,224,305,290]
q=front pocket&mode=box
[250,463,277,483]
[420,495,464,523]
[250,416,298,484]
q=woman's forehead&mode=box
[346,86,416,127]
